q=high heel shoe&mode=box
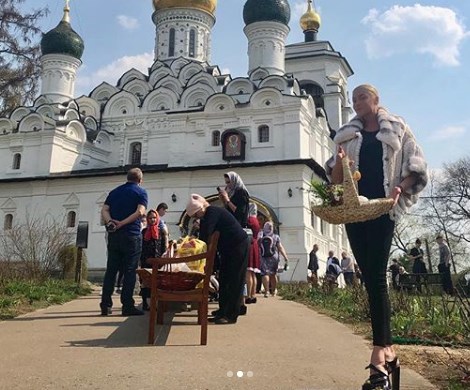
[385,358,401,390]
[362,364,391,390]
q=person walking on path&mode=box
[308,244,319,284]
[100,168,148,316]
[259,222,289,298]
[436,235,454,295]
[185,194,249,324]
[326,84,427,389]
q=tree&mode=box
[0,0,48,117]
[0,213,74,279]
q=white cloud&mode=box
[430,125,466,141]
[362,5,470,66]
[220,67,231,75]
[117,15,139,30]
[76,52,154,95]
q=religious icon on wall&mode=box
[222,130,246,161]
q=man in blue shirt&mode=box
[100,168,148,316]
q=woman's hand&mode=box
[218,190,229,204]
[390,186,402,206]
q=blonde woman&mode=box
[326,84,427,390]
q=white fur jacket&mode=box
[325,107,428,221]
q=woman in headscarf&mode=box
[245,202,261,304]
[185,194,249,324]
[218,171,249,228]
[139,209,165,310]
[258,222,289,298]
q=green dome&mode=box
[41,20,84,60]
[243,0,291,26]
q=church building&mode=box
[0,0,353,280]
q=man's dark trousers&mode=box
[101,231,142,310]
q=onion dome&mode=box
[300,0,321,32]
[153,0,217,16]
[243,0,291,26]
[41,0,84,60]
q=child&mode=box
[140,209,165,310]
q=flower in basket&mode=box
[309,180,344,206]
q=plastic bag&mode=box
[175,236,207,273]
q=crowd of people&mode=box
[99,82,433,390]
[100,168,290,323]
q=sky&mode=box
[20,0,470,169]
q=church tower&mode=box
[152,0,217,63]
[40,0,84,103]
[285,0,353,131]
[243,0,291,77]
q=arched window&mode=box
[4,214,13,230]
[67,211,76,228]
[169,28,176,57]
[129,142,142,165]
[12,153,21,170]
[212,130,220,147]
[302,82,324,109]
[189,29,196,58]
[258,125,270,143]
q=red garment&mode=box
[144,214,160,241]
[247,216,261,271]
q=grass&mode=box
[278,282,470,389]
[0,279,92,320]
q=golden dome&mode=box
[300,0,321,32]
[153,0,217,16]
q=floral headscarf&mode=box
[248,202,257,216]
[263,221,274,236]
[224,171,249,198]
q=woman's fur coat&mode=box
[326,107,428,221]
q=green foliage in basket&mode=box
[309,180,344,206]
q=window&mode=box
[320,220,326,236]
[12,153,21,170]
[258,125,270,143]
[67,211,76,228]
[189,29,196,57]
[212,131,220,147]
[4,214,13,230]
[130,142,142,165]
[302,82,324,109]
[310,210,316,228]
[169,28,175,57]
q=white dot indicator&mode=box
[247,371,253,378]
[227,371,233,378]
[237,371,244,378]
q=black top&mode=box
[358,130,385,199]
[199,206,248,254]
[308,251,319,271]
[389,263,400,276]
[227,188,249,228]
[140,228,165,268]
[410,247,427,274]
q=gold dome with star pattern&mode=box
[300,0,321,31]
[153,0,217,16]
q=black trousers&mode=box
[438,263,454,294]
[346,214,395,346]
[218,238,249,321]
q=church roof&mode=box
[243,0,291,26]
[41,2,84,60]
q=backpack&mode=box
[259,235,276,257]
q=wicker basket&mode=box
[157,271,205,291]
[311,156,394,224]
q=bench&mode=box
[398,273,442,294]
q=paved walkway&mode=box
[0,289,436,390]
